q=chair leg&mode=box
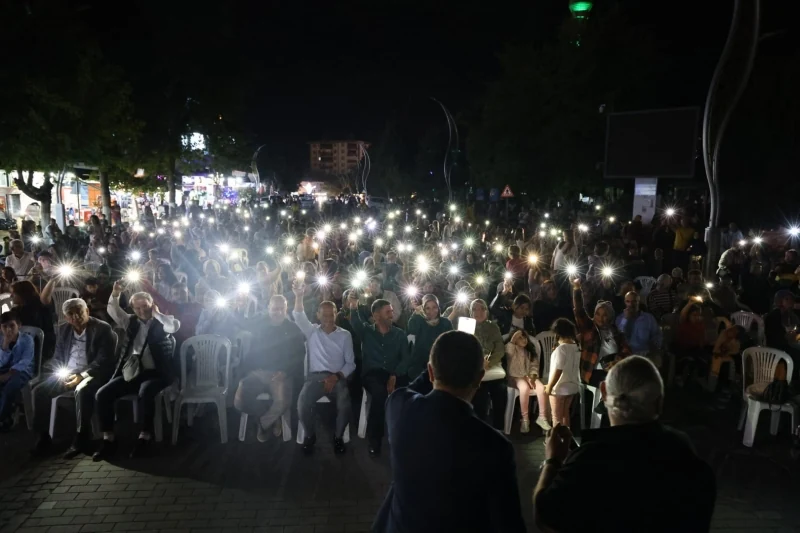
[187,404,195,427]
[357,390,370,439]
[164,391,173,424]
[281,412,292,442]
[238,413,248,442]
[590,388,603,429]
[343,423,351,444]
[49,397,59,438]
[154,394,163,443]
[769,410,781,436]
[216,401,228,444]
[296,420,306,445]
[503,388,518,435]
[171,401,182,446]
[21,386,33,431]
[742,399,761,447]
[578,385,586,433]
[737,404,747,431]
[132,399,140,425]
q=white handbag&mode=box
[482,365,506,382]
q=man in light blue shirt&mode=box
[616,291,662,357]
[0,311,35,431]
[292,282,355,456]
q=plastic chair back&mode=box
[180,334,232,391]
[52,287,80,324]
[174,271,188,284]
[0,294,13,313]
[731,311,765,344]
[19,326,44,380]
[635,276,657,299]
[742,347,794,399]
[246,295,258,318]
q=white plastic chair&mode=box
[731,311,765,345]
[634,276,657,300]
[357,389,371,438]
[174,271,188,284]
[0,294,13,313]
[52,287,80,324]
[579,383,603,431]
[19,326,44,430]
[535,332,558,376]
[738,347,796,447]
[171,335,232,444]
[296,395,351,444]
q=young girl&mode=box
[506,330,550,433]
[545,318,581,428]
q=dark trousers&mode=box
[32,376,104,435]
[0,372,30,422]
[96,370,169,433]
[473,378,507,430]
[362,369,407,444]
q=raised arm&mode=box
[107,280,131,330]
[40,277,57,306]
[346,291,366,336]
[291,281,314,337]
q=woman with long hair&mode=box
[11,280,55,360]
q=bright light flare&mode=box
[528,254,538,264]
[404,225,412,233]
[31,236,41,244]
[485,220,490,226]
[376,238,384,246]
[539,231,546,237]
[295,270,306,281]
[449,204,457,212]
[125,270,141,283]
[172,221,179,228]
[464,237,475,247]
[415,209,422,216]
[340,223,347,230]
[565,264,578,276]
[608,216,616,223]
[503,271,513,280]
[57,264,75,278]
[406,286,418,298]
[416,255,431,273]
[219,243,230,254]
[157,228,165,235]
[323,224,332,232]
[286,237,296,247]
[243,226,250,231]
[348,232,358,242]
[544,213,550,219]
[790,227,800,237]
[456,292,469,304]
[266,246,275,255]
[129,250,142,261]
[602,266,614,278]
[440,248,449,258]
[738,240,747,247]
[475,275,485,285]
[665,208,676,217]
[354,217,361,223]
[173,230,182,238]
[98,247,106,255]
[705,282,714,289]
[215,297,227,308]
[316,275,329,287]
[449,265,459,275]
[754,236,763,244]
[55,367,71,380]
[281,255,292,265]
[450,243,458,250]
[237,282,250,294]
[493,243,503,253]
[578,224,588,232]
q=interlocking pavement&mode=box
[1,389,799,533]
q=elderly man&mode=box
[293,282,355,455]
[347,293,411,457]
[0,311,35,431]
[95,283,179,460]
[616,291,662,359]
[534,356,716,532]
[235,295,305,442]
[5,239,35,277]
[645,274,676,321]
[31,299,116,458]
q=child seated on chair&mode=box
[506,330,550,433]
[707,325,745,392]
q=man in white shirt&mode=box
[292,282,355,455]
[5,239,35,277]
[93,283,180,461]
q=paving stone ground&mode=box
[1,386,799,533]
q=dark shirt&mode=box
[244,318,305,377]
[536,421,716,533]
[532,299,572,334]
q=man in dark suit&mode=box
[31,298,116,458]
[373,331,526,533]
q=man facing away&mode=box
[373,331,527,533]
[292,281,355,455]
[534,356,716,533]
[0,311,35,431]
[31,299,116,458]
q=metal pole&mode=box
[431,97,458,203]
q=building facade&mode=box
[308,140,369,175]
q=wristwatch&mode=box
[544,457,563,468]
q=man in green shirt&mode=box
[347,293,411,457]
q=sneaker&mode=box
[333,437,346,455]
[92,440,117,462]
[536,417,552,431]
[520,418,531,434]
[257,424,270,443]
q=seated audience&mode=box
[292,283,355,455]
[646,274,676,320]
[95,286,179,460]
[506,330,548,432]
[11,280,56,361]
[405,294,453,382]
[5,239,36,276]
[0,311,35,431]
[616,291,662,359]
[469,298,506,431]
[31,299,116,458]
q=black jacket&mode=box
[535,421,716,533]
[113,316,176,380]
[373,388,526,533]
[490,299,537,342]
[54,317,117,382]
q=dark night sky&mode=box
[73,0,797,177]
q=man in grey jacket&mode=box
[31,299,116,459]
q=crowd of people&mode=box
[1,196,798,529]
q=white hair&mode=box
[604,356,663,423]
[130,292,154,306]
[62,298,88,314]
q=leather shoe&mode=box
[333,437,346,455]
[30,433,52,457]
[92,440,117,462]
[302,434,316,456]
[63,433,90,460]
[129,438,150,459]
